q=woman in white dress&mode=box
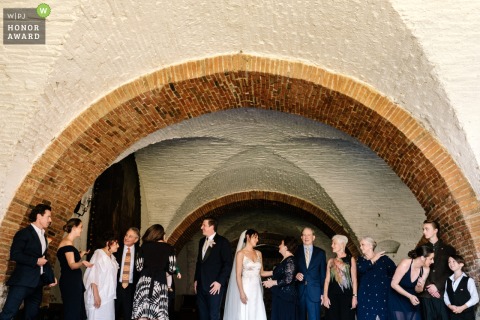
[224,229,268,320]
[83,232,119,320]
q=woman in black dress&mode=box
[56,218,93,320]
[132,224,177,320]
[262,236,298,320]
[388,245,432,320]
[323,234,357,320]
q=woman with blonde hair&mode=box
[323,235,357,320]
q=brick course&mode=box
[0,54,478,286]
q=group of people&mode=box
[0,204,180,320]
[195,217,479,320]
[0,204,478,320]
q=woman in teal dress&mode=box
[56,218,93,320]
[388,245,433,320]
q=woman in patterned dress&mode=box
[323,234,358,320]
[357,236,396,320]
[132,224,176,320]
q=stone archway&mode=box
[167,191,360,257]
[0,54,478,285]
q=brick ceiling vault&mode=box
[0,54,478,283]
[164,145,354,242]
[167,192,361,257]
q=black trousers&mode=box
[115,283,135,320]
[0,284,43,320]
[420,297,449,320]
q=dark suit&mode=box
[0,225,54,320]
[295,245,327,320]
[194,234,232,320]
[114,244,140,320]
[419,240,456,320]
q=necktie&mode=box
[202,238,209,258]
[122,247,131,288]
[305,247,310,268]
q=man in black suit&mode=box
[419,220,456,320]
[194,217,232,320]
[114,227,140,320]
[295,227,327,320]
[0,203,57,320]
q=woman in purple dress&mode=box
[388,245,433,320]
[357,236,396,320]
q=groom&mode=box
[295,227,327,320]
[194,217,232,320]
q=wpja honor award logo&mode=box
[3,4,51,45]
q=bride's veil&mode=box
[223,230,247,320]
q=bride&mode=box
[223,229,268,320]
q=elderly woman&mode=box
[323,235,357,320]
[357,236,396,320]
[262,236,299,320]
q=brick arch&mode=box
[0,54,479,284]
[166,191,360,257]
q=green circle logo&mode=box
[37,3,51,18]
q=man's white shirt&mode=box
[31,223,46,274]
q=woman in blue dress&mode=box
[388,245,433,320]
[56,218,93,320]
[357,236,396,320]
[262,236,299,320]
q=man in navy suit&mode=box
[114,227,140,320]
[0,204,57,320]
[194,217,232,320]
[295,227,327,320]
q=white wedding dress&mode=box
[223,231,267,320]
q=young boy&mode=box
[444,255,479,319]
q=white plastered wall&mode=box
[1,0,480,222]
